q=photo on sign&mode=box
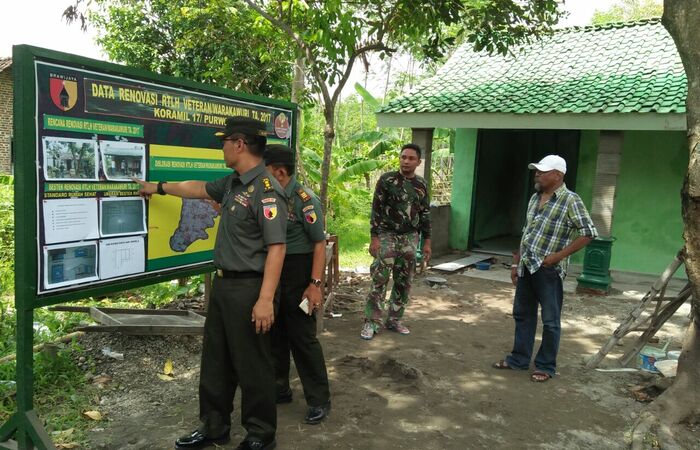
[100,141,146,181]
[99,197,147,237]
[42,136,99,181]
[43,241,99,289]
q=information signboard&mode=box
[1,45,297,449]
[27,50,296,299]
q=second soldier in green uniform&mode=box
[264,144,331,425]
[136,117,286,450]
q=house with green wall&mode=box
[377,19,687,276]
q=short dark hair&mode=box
[401,143,422,159]
[229,132,266,156]
[264,144,295,175]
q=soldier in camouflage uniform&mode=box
[361,143,432,340]
[264,145,331,425]
[136,117,286,450]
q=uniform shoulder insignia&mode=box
[261,176,274,192]
[296,187,311,202]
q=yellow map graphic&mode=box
[147,145,224,260]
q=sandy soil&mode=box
[74,267,699,450]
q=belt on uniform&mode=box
[215,269,263,279]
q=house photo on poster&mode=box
[100,140,146,181]
[42,136,99,181]
[43,241,99,289]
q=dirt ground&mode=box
[74,264,699,450]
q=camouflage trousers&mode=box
[364,232,419,328]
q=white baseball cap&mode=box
[528,155,567,174]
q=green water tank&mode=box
[576,236,615,294]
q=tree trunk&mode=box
[291,55,308,184]
[630,2,700,446]
[319,104,335,217]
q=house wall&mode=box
[570,130,599,265]
[430,204,450,255]
[449,128,477,250]
[0,68,12,174]
[608,130,687,275]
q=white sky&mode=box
[0,0,629,97]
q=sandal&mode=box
[492,360,514,370]
[530,371,551,382]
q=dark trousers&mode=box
[505,266,563,376]
[199,276,276,441]
[271,253,330,407]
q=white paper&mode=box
[99,236,145,279]
[43,241,99,289]
[99,197,147,237]
[43,198,99,244]
[100,141,146,181]
[42,136,99,181]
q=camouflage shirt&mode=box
[370,171,431,238]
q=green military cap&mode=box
[263,144,295,168]
[214,116,268,140]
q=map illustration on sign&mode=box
[170,199,220,252]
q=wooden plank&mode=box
[89,307,123,326]
[432,255,492,272]
[50,305,204,316]
[76,325,204,335]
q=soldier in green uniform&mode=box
[135,117,286,450]
[360,143,432,340]
[263,144,331,425]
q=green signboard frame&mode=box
[1,45,297,449]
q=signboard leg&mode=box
[0,305,56,449]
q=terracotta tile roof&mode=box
[0,58,11,73]
[380,19,686,115]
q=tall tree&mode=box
[592,0,663,25]
[65,0,294,98]
[631,1,700,448]
[240,0,563,214]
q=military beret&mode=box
[214,116,268,139]
[264,144,295,168]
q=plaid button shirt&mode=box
[518,183,597,279]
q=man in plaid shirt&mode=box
[493,155,597,382]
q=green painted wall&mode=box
[571,130,599,265]
[449,129,478,250]
[610,130,687,274]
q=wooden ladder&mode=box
[585,250,692,369]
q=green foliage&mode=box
[591,0,663,25]
[0,183,14,297]
[87,0,294,98]
[0,344,97,443]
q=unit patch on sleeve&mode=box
[304,210,317,224]
[263,204,278,220]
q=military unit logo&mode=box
[49,76,78,111]
[263,204,278,220]
[304,210,317,224]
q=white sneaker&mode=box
[360,322,376,340]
